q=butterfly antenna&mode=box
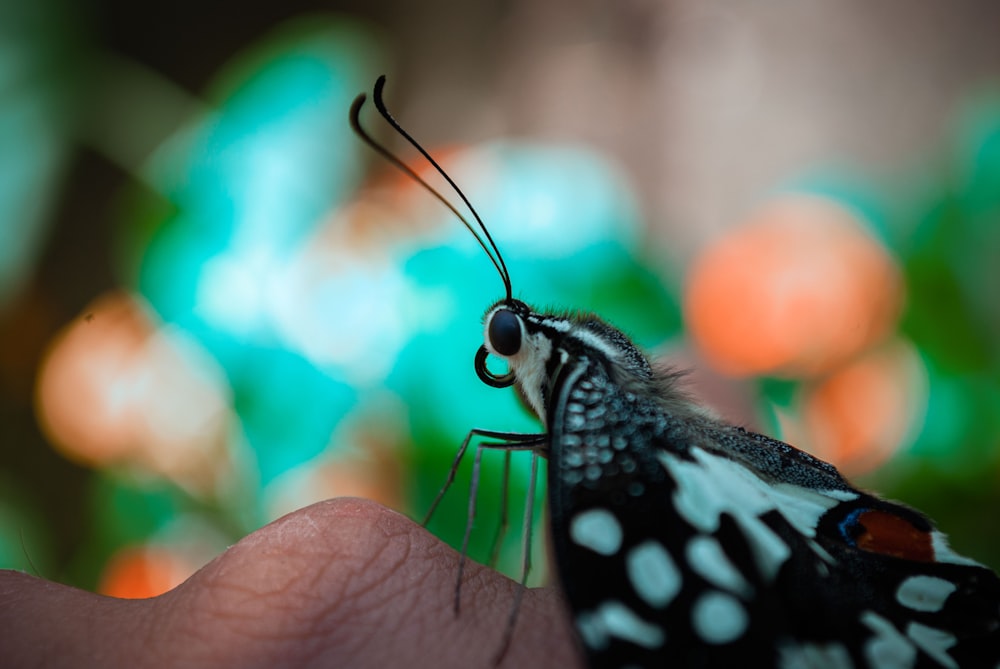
[349,76,513,302]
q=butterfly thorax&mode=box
[483,300,698,428]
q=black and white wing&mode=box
[546,356,1000,669]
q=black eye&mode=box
[488,309,522,356]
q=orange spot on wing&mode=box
[855,509,934,562]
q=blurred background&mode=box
[1,0,999,597]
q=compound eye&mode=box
[488,309,522,356]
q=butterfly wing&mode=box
[546,358,1000,668]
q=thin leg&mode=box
[447,435,546,618]
[492,452,539,665]
[423,431,473,527]
[423,429,544,526]
[489,450,513,568]
[453,442,487,615]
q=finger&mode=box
[0,566,166,666]
[150,498,583,668]
[0,498,582,668]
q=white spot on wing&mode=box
[691,591,748,644]
[777,641,854,669]
[906,622,958,669]
[686,535,753,597]
[660,448,847,581]
[896,575,956,612]
[575,611,609,651]
[576,600,666,650]
[860,611,917,669]
[570,508,623,555]
[769,482,847,539]
[736,513,792,582]
[823,488,861,502]
[931,531,984,567]
[806,538,836,565]
[661,449,841,538]
[626,541,681,608]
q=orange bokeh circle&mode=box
[98,545,193,599]
[781,339,928,476]
[34,291,232,492]
[684,195,903,378]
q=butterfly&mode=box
[350,76,1000,669]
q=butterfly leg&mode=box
[451,431,547,614]
[492,451,540,666]
[422,429,543,526]
[424,429,546,665]
[488,450,513,568]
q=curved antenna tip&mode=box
[352,75,514,302]
[349,92,367,113]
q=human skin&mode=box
[0,498,581,668]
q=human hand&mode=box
[0,498,581,668]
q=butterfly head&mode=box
[477,297,666,429]
[475,298,551,421]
